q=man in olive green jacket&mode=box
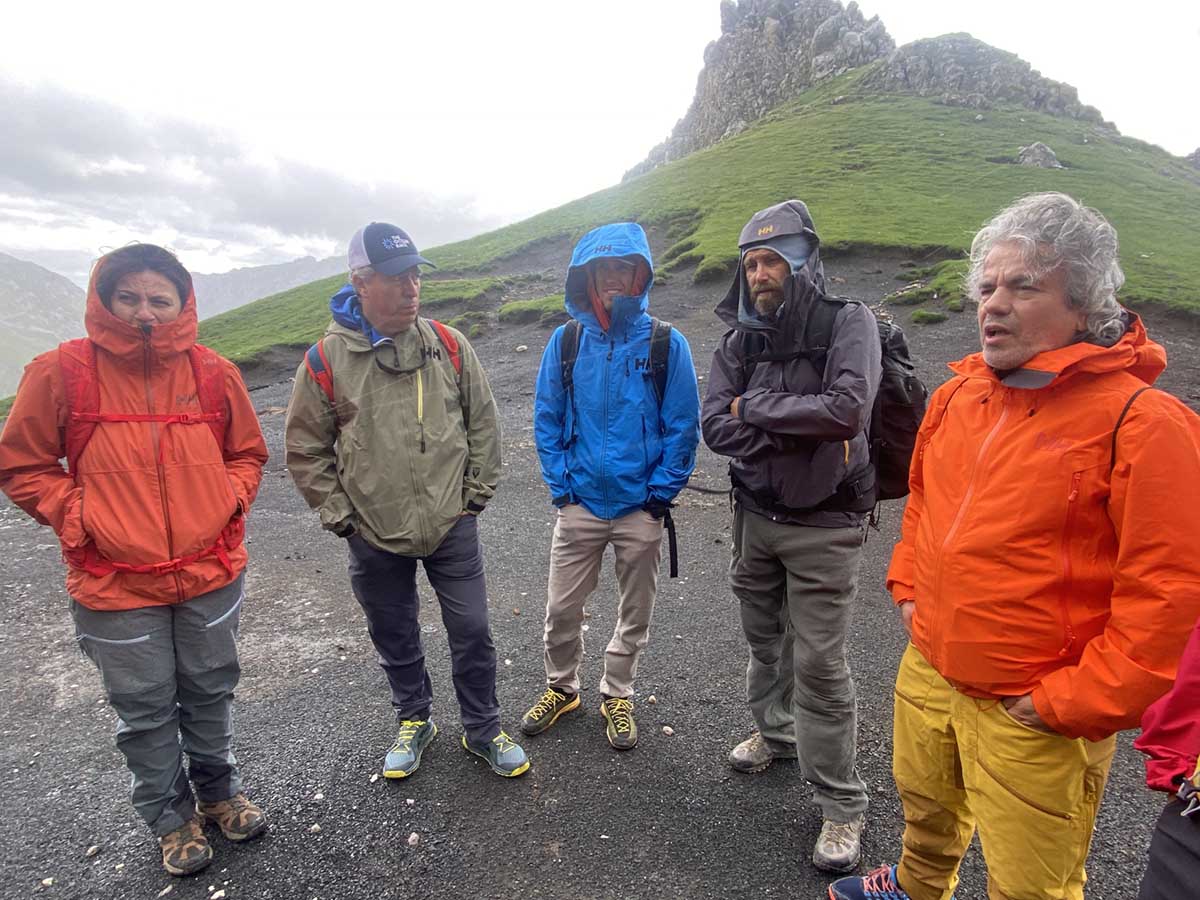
[285,222,528,779]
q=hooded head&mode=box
[564,223,653,334]
[727,200,825,328]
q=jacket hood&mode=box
[717,199,827,331]
[329,282,390,348]
[84,252,199,361]
[949,311,1166,388]
[564,222,653,334]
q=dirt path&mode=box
[2,240,1195,899]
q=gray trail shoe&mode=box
[728,730,795,773]
[383,719,438,779]
[812,814,864,873]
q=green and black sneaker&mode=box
[600,696,638,751]
[462,731,531,778]
[521,686,581,736]
[383,719,438,779]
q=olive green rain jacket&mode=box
[284,316,501,557]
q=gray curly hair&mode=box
[967,192,1126,346]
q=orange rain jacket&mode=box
[0,258,267,611]
[888,315,1200,742]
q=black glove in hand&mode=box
[643,498,672,520]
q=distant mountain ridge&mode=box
[191,255,345,319]
[0,251,85,396]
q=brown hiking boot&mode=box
[198,793,268,842]
[158,814,213,876]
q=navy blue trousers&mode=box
[1138,796,1200,899]
[348,516,500,744]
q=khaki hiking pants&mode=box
[542,503,663,699]
[893,644,1115,900]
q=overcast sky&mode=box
[1,0,1195,284]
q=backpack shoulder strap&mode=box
[59,338,98,477]
[1110,386,1151,472]
[427,318,462,377]
[189,344,228,451]
[800,294,851,374]
[560,319,582,396]
[648,317,673,406]
[304,338,336,405]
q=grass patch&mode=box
[0,395,12,418]
[497,295,566,326]
[911,309,950,325]
[887,260,969,308]
[419,66,1198,311]
[197,275,504,364]
[447,310,492,340]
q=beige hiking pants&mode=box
[543,503,664,698]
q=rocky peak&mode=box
[861,33,1106,123]
[1186,149,1200,169]
[624,0,893,179]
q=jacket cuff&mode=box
[1030,685,1068,736]
[319,493,355,530]
[465,498,487,514]
[737,387,767,422]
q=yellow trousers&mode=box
[892,645,1115,900]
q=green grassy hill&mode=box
[3,64,1197,416]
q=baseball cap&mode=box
[348,222,437,276]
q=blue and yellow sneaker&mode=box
[828,865,957,900]
[383,719,437,779]
[461,730,530,778]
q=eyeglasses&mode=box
[373,327,429,376]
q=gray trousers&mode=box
[71,574,245,836]
[730,504,869,821]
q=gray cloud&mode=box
[0,77,502,273]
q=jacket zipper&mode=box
[930,395,1011,653]
[601,337,613,515]
[143,333,182,601]
[1057,472,1082,657]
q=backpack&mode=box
[559,316,673,415]
[57,337,241,577]
[60,338,228,476]
[743,296,928,508]
[305,318,462,411]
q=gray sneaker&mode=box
[728,730,795,773]
[812,815,864,873]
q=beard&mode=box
[752,288,785,317]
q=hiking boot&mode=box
[158,814,212,877]
[728,730,795,773]
[461,731,530,777]
[521,686,581,735]
[198,792,267,842]
[383,719,438,779]
[813,814,865,873]
[600,696,638,750]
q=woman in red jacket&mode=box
[0,244,269,877]
[1136,616,1200,898]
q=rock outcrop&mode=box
[624,0,893,179]
[1186,149,1200,170]
[1017,142,1063,168]
[861,33,1106,123]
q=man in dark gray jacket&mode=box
[701,200,881,873]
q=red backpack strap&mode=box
[189,344,229,452]
[58,338,100,477]
[304,339,336,405]
[428,319,462,376]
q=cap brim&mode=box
[373,254,437,275]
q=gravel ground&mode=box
[3,240,1198,900]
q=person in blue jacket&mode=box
[521,222,700,750]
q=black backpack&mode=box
[744,296,928,507]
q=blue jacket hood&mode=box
[329,282,391,347]
[564,223,654,334]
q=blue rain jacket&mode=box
[534,223,701,520]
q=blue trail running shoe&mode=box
[383,719,437,779]
[461,731,531,777]
[828,864,957,900]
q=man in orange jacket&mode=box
[829,192,1200,900]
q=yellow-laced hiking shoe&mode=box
[158,814,212,877]
[384,719,438,778]
[462,730,530,777]
[521,686,581,735]
[600,696,638,751]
